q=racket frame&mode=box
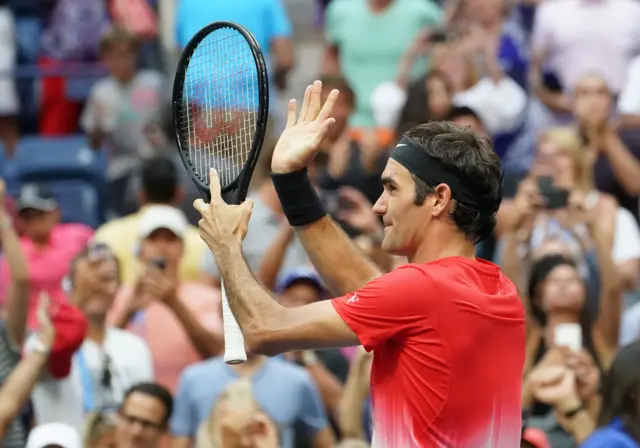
[172,20,270,204]
[172,21,270,365]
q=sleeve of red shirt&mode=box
[331,264,434,351]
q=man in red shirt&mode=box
[195,81,526,447]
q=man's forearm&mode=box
[168,298,223,359]
[1,213,29,346]
[296,217,381,296]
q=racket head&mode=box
[172,21,269,204]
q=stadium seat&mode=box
[12,136,107,227]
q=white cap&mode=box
[370,81,407,129]
[138,205,188,239]
[26,423,82,448]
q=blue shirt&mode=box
[176,0,292,112]
[581,419,639,448]
[170,357,329,448]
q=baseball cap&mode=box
[522,427,551,448]
[138,205,188,239]
[48,302,89,378]
[26,422,82,448]
[276,266,324,294]
[16,184,58,212]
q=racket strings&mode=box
[179,27,259,189]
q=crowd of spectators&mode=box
[0,0,640,447]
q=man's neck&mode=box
[410,228,476,264]
[231,355,266,376]
[87,318,108,344]
[369,0,393,12]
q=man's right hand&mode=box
[271,80,340,174]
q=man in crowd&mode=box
[30,244,153,433]
[95,157,206,284]
[111,205,223,392]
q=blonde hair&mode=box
[431,43,480,90]
[195,379,266,448]
[83,412,116,448]
[539,127,592,191]
[100,25,139,55]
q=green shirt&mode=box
[325,0,442,128]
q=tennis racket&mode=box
[172,21,269,364]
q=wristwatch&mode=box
[32,338,51,356]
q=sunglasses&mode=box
[101,353,112,389]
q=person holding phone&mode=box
[110,205,223,393]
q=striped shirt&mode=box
[0,319,25,448]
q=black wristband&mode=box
[271,169,327,227]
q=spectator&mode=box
[581,341,640,446]
[111,205,223,391]
[323,0,442,134]
[171,353,335,448]
[175,0,294,133]
[94,157,207,284]
[0,179,29,447]
[529,0,640,131]
[194,379,279,448]
[83,411,117,448]
[25,423,82,448]
[0,294,55,444]
[115,382,173,448]
[31,245,153,433]
[81,25,166,217]
[0,184,93,330]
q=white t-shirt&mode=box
[29,327,153,433]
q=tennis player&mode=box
[194,81,525,447]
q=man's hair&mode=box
[141,157,179,204]
[100,25,139,55]
[445,106,483,126]
[403,122,502,243]
[122,382,173,425]
[320,74,355,106]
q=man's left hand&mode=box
[194,168,254,253]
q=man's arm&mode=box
[0,205,29,346]
[216,242,360,355]
[295,216,382,295]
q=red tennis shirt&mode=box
[332,256,525,448]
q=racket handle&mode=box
[221,279,247,364]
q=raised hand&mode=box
[194,168,254,252]
[271,80,340,174]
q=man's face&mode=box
[139,228,184,267]
[19,208,59,242]
[103,41,137,81]
[279,281,323,308]
[372,159,432,256]
[78,257,120,319]
[115,392,166,448]
[572,75,612,124]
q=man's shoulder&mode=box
[181,357,226,383]
[95,214,138,238]
[107,327,149,352]
[264,358,314,386]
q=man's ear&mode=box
[431,183,453,218]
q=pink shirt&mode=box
[532,0,640,92]
[0,223,94,330]
[111,282,223,393]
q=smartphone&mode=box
[554,323,582,352]
[537,176,569,210]
[150,258,166,271]
[429,29,457,44]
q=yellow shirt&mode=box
[94,206,207,284]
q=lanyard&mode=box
[75,349,96,414]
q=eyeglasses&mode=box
[101,353,112,389]
[119,412,163,430]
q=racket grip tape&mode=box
[221,280,247,364]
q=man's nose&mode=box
[372,195,387,215]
